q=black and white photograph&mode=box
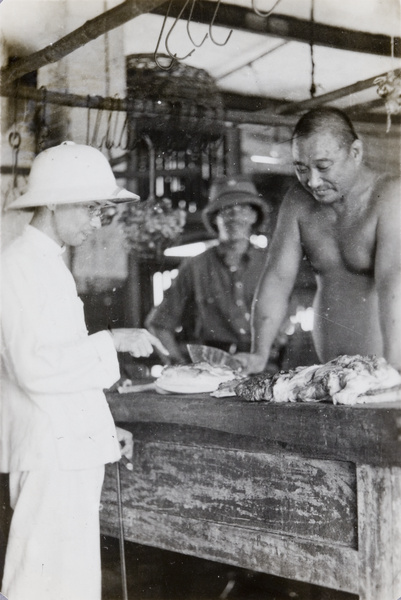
[0,1,400,599]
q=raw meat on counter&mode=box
[215,355,401,404]
[156,362,238,394]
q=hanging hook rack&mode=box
[209,0,233,46]
[186,0,208,48]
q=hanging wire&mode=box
[309,0,316,98]
[252,0,283,19]
[209,0,233,46]
[186,0,208,47]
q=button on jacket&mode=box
[1,226,121,472]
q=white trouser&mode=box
[1,466,105,600]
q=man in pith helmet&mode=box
[0,142,167,600]
[146,176,285,367]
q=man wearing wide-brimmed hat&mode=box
[1,142,167,600]
[146,175,281,365]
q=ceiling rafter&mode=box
[275,68,401,115]
[0,0,168,90]
[151,1,400,58]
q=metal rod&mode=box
[116,461,129,600]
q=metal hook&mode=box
[86,95,92,145]
[103,104,115,150]
[209,0,233,46]
[165,0,196,61]
[252,0,283,19]
[91,107,104,148]
[9,131,21,189]
[117,113,128,149]
[112,95,122,142]
[186,0,208,47]
[154,0,177,71]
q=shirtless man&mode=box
[238,107,401,374]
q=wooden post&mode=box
[224,126,241,176]
[357,464,401,600]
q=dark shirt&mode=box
[146,244,267,352]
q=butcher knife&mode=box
[186,344,243,371]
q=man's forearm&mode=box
[252,298,289,362]
[379,279,401,371]
[251,272,294,366]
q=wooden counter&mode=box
[101,391,401,600]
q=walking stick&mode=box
[116,459,133,600]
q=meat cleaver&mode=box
[186,344,243,371]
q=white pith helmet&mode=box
[8,141,139,210]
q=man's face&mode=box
[292,131,361,205]
[215,203,258,241]
[53,202,103,246]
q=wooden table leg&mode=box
[357,464,401,600]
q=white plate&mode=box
[155,380,221,394]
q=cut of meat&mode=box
[156,362,237,394]
[234,355,401,405]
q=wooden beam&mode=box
[276,68,401,115]
[151,2,400,58]
[0,0,167,89]
[2,84,398,129]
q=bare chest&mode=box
[300,211,378,276]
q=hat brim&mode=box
[202,192,270,234]
[7,185,140,210]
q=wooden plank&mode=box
[101,441,357,547]
[276,68,401,115]
[151,2,400,58]
[357,465,401,600]
[100,502,359,594]
[0,0,167,89]
[107,392,401,466]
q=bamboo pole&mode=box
[0,0,167,89]
[1,84,398,129]
[276,68,401,115]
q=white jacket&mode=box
[1,226,121,472]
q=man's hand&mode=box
[235,352,267,375]
[110,328,169,357]
[115,426,133,462]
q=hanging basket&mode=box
[126,54,224,152]
[119,197,186,259]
